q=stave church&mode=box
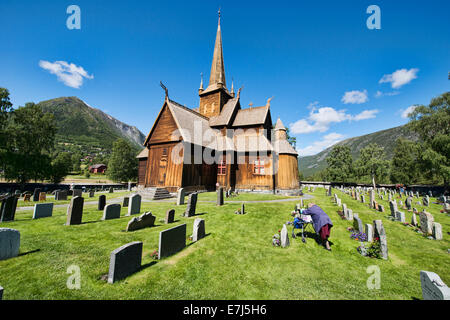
[137,12,300,194]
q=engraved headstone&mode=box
[109,187,114,193]
[353,214,363,233]
[158,224,186,259]
[395,211,406,223]
[102,204,121,220]
[280,224,290,248]
[73,189,82,198]
[122,196,129,207]
[0,195,18,222]
[432,222,442,240]
[389,200,398,218]
[0,228,20,260]
[373,220,388,260]
[184,193,198,217]
[32,203,53,219]
[33,188,41,202]
[127,194,141,215]
[419,211,434,235]
[66,196,84,225]
[39,192,46,201]
[365,223,373,242]
[108,241,142,284]
[176,188,185,205]
[165,209,175,224]
[89,190,95,198]
[411,213,418,226]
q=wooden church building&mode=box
[137,13,300,194]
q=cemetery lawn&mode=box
[0,188,448,299]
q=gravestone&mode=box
[280,224,290,248]
[192,218,206,242]
[126,212,155,232]
[353,214,363,233]
[369,190,375,208]
[360,195,365,203]
[102,204,121,220]
[127,194,141,216]
[176,188,185,205]
[23,194,31,202]
[184,193,198,217]
[389,200,398,218]
[217,187,224,206]
[411,213,418,226]
[122,197,129,207]
[378,204,385,213]
[108,241,142,284]
[98,195,106,211]
[89,190,95,198]
[73,189,82,198]
[423,196,429,207]
[241,203,245,215]
[33,188,41,202]
[109,187,114,193]
[0,195,18,222]
[365,223,373,242]
[420,271,450,300]
[342,203,347,219]
[395,211,406,223]
[165,209,175,224]
[373,220,388,260]
[32,203,53,219]
[66,196,84,225]
[406,197,412,210]
[336,198,341,206]
[158,223,186,259]
[55,190,68,201]
[347,208,353,221]
[128,182,132,192]
[0,228,20,260]
[432,222,442,240]
[419,211,434,235]
[39,192,46,201]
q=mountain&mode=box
[299,125,420,177]
[37,97,146,156]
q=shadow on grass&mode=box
[18,248,41,257]
[140,260,158,271]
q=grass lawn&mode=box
[196,192,293,202]
[0,188,448,299]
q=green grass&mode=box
[196,192,292,202]
[0,188,448,299]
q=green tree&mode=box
[390,138,422,184]
[0,88,14,168]
[50,152,72,183]
[407,92,450,186]
[354,143,390,188]
[71,152,82,173]
[3,102,57,183]
[285,127,297,148]
[325,145,354,182]
[107,139,138,183]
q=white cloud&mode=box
[351,109,379,121]
[341,90,368,104]
[289,103,379,134]
[297,133,345,156]
[39,60,94,88]
[375,90,400,98]
[379,68,418,89]
[401,105,417,119]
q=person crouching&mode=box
[301,202,333,251]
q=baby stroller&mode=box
[292,210,314,243]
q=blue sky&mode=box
[1,0,449,156]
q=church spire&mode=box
[208,8,226,88]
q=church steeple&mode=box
[208,8,226,89]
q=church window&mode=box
[253,158,265,175]
[218,156,226,175]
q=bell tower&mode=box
[199,9,233,118]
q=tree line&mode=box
[302,91,449,188]
[0,88,138,185]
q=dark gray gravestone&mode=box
[184,193,198,217]
[0,285,3,300]
[373,220,388,260]
[0,228,20,260]
[89,190,95,198]
[241,203,245,215]
[127,194,141,216]
[66,196,84,225]
[73,189,82,198]
[0,195,18,222]
[33,188,41,202]
[192,218,205,242]
[165,209,175,224]
[158,224,186,259]
[55,190,68,201]
[32,203,53,219]
[107,241,142,284]
[126,212,155,232]
[109,187,114,193]
[217,187,224,206]
[98,195,106,211]
[122,197,129,207]
[102,204,121,220]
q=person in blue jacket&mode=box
[301,203,333,251]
